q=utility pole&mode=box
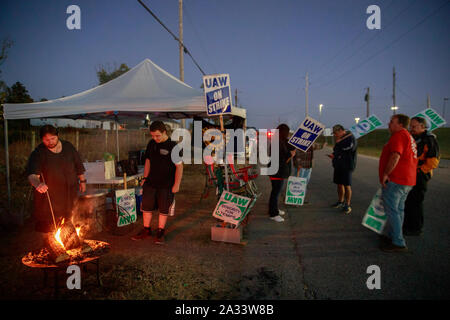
[443,98,448,123]
[427,94,431,109]
[305,72,309,117]
[365,87,370,117]
[392,67,396,115]
[235,88,238,108]
[179,0,186,129]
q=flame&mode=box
[54,218,66,249]
[54,227,65,249]
[76,226,81,237]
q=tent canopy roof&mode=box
[3,58,246,121]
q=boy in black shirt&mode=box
[132,121,183,244]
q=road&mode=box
[242,147,450,299]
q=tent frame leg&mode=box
[4,118,11,209]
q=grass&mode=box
[356,128,450,159]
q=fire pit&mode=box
[21,218,110,297]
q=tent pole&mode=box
[4,118,11,209]
[116,121,120,161]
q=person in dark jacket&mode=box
[268,124,296,222]
[403,116,440,236]
[327,124,357,214]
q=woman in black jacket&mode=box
[268,124,296,222]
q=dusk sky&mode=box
[1,0,449,130]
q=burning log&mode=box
[45,219,82,263]
[59,220,81,250]
[46,233,69,263]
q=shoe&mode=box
[270,215,285,222]
[342,204,352,214]
[278,210,285,216]
[403,229,423,236]
[331,201,344,208]
[154,228,165,244]
[380,243,408,253]
[131,227,151,241]
[303,200,310,204]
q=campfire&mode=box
[23,219,110,266]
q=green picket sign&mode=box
[285,176,307,206]
[414,108,446,132]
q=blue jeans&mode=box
[297,168,312,185]
[382,181,412,247]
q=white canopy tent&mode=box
[3,58,246,206]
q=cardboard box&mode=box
[211,225,243,244]
[84,160,115,180]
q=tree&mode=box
[4,82,33,130]
[96,63,130,85]
[6,82,33,104]
[0,37,13,78]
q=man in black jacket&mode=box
[328,124,357,214]
[403,116,440,236]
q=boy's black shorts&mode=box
[333,167,353,186]
[142,185,174,215]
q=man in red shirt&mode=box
[378,114,418,252]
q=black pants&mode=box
[269,179,285,217]
[403,170,430,232]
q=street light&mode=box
[391,106,398,115]
[319,104,323,122]
[354,117,360,124]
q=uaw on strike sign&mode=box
[288,116,325,152]
[203,74,232,116]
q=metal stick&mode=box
[41,175,57,231]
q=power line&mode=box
[311,0,449,89]
[183,1,219,74]
[137,0,206,76]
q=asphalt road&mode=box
[243,147,450,300]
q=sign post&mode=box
[203,74,233,191]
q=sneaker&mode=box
[278,210,286,216]
[131,227,151,241]
[331,201,344,208]
[342,204,352,214]
[270,215,285,222]
[380,243,408,253]
[154,228,165,244]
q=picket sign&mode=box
[203,74,232,116]
[361,189,387,234]
[288,116,325,152]
[413,108,446,131]
[285,176,307,205]
[212,191,253,227]
[349,115,383,139]
[115,189,137,227]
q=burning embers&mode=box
[23,219,110,266]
